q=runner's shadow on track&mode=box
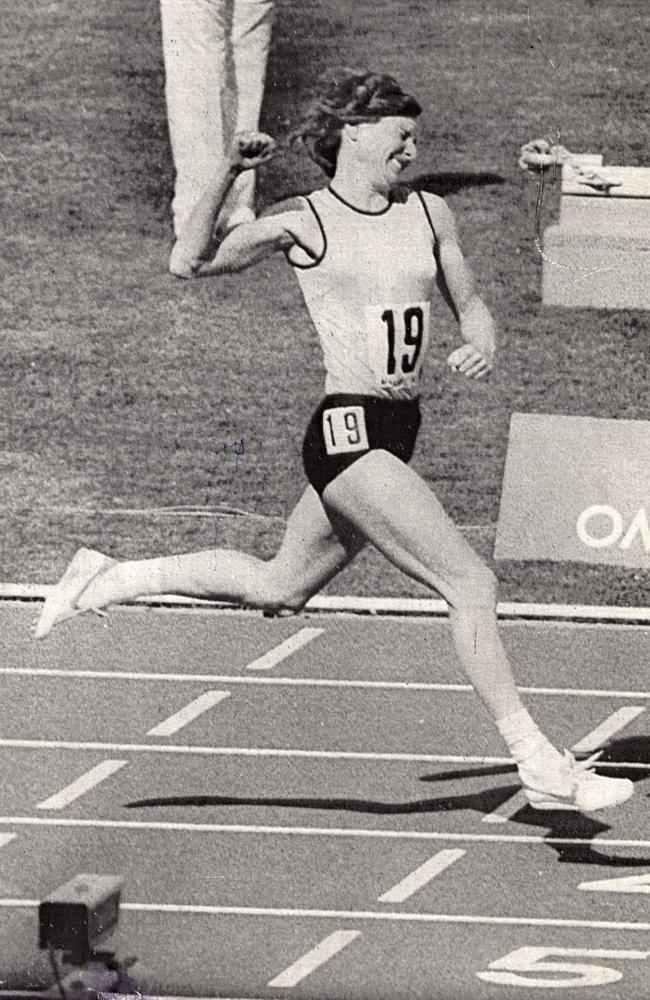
[420,735,650,868]
[126,738,648,866]
[125,785,521,817]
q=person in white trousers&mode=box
[160,0,274,239]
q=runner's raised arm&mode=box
[169,132,278,278]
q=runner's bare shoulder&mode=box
[262,195,325,265]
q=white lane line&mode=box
[245,628,323,671]
[7,579,650,622]
[0,994,275,1000]
[36,761,127,810]
[572,706,645,753]
[483,706,646,825]
[0,898,648,932]
[378,849,465,903]
[2,666,649,701]
[579,873,650,894]
[3,738,647,769]
[2,815,650,850]
[147,691,231,737]
[267,930,361,988]
[0,833,17,849]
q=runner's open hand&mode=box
[230,132,277,171]
[447,344,493,380]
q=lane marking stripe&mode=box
[0,833,17,849]
[1,666,649,700]
[579,873,650,894]
[572,706,645,753]
[147,691,230,737]
[378,849,465,903]
[36,761,127,811]
[0,994,273,1000]
[483,706,646,825]
[245,629,323,671]
[0,898,648,931]
[267,930,361,988]
[3,738,647,769]
[1,816,649,850]
[5,581,650,623]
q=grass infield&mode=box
[1,0,648,605]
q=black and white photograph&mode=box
[1,0,648,997]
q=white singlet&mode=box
[289,187,438,401]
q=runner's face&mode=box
[356,115,418,187]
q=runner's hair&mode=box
[292,68,422,178]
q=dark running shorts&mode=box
[302,393,421,496]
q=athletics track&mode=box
[0,597,648,1000]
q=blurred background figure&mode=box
[160,0,274,237]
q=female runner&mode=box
[36,69,632,812]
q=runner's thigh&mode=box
[322,450,493,607]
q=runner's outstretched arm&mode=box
[423,193,496,381]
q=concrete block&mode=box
[542,226,650,309]
[559,195,650,231]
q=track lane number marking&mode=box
[477,946,650,988]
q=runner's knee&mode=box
[449,566,498,613]
[245,559,310,612]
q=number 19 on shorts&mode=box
[322,405,369,456]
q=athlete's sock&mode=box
[496,707,560,767]
[76,549,261,612]
[76,560,166,611]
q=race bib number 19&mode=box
[366,301,430,388]
[322,405,369,456]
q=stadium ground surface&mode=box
[2,0,648,606]
[1,599,648,1000]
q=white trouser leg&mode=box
[226,0,274,221]
[160,0,231,236]
[160,0,273,235]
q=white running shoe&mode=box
[34,547,115,639]
[521,750,634,812]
